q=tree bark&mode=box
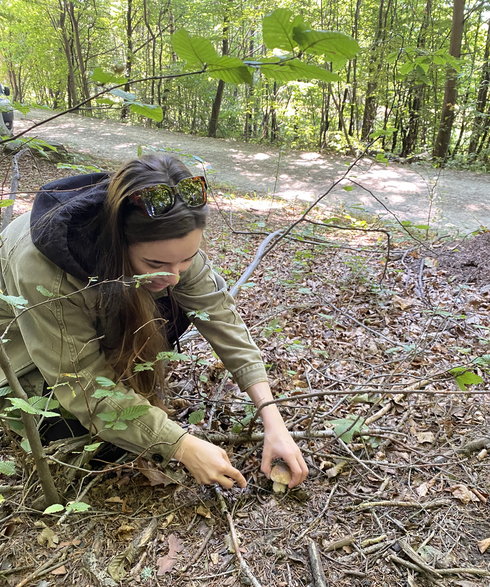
[433,0,466,162]
[208,12,229,137]
[468,20,490,156]
[400,0,432,157]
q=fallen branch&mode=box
[307,539,328,587]
[348,498,450,512]
[214,488,262,587]
[457,437,490,456]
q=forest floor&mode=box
[12,108,490,234]
[0,133,489,587]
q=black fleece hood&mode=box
[30,172,110,281]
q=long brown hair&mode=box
[95,154,208,396]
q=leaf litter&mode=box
[0,157,489,586]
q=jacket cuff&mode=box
[233,362,268,391]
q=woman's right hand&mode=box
[173,434,247,489]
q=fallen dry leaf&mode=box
[325,460,347,479]
[477,537,490,554]
[115,524,136,541]
[392,295,416,310]
[37,527,59,548]
[156,533,184,575]
[51,564,67,575]
[196,505,212,519]
[450,484,480,504]
[416,431,435,444]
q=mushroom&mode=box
[270,462,292,493]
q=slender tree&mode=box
[433,0,466,161]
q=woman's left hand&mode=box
[244,381,309,487]
[261,421,309,487]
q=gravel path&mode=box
[16,109,490,234]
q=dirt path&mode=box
[16,109,490,234]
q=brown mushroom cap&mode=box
[270,462,291,491]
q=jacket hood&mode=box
[30,172,110,281]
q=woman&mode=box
[0,154,308,489]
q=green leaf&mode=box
[0,460,16,476]
[293,30,360,63]
[43,503,65,514]
[12,102,30,115]
[0,199,14,208]
[450,368,484,391]
[84,442,103,452]
[133,361,155,372]
[7,397,39,414]
[0,293,28,309]
[66,501,91,513]
[171,30,219,67]
[208,56,252,84]
[188,409,205,425]
[109,88,137,101]
[329,416,366,443]
[0,386,12,397]
[155,351,190,362]
[91,67,127,85]
[129,102,163,122]
[36,285,56,298]
[28,396,59,411]
[98,410,118,423]
[119,405,150,421]
[187,310,210,322]
[95,97,117,106]
[260,59,339,83]
[95,376,116,388]
[262,8,302,52]
[111,421,128,430]
[343,185,354,191]
[20,439,31,453]
[92,388,127,400]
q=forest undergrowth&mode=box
[0,153,489,587]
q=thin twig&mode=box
[214,488,262,587]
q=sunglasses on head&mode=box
[129,176,207,217]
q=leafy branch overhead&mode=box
[172,9,360,85]
[89,9,359,121]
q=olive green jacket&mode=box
[0,212,267,462]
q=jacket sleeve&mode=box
[2,228,186,464]
[171,250,268,391]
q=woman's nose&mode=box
[165,266,181,285]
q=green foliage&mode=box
[0,460,16,476]
[329,415,367,443]
[98,405,150,430]
[36,285,55,298]
[187,310,210,321]
[91,67,127,85]
[0,293,28,309]
[188,408,205,425]
[43,501,91,515]
[449,367,484,391]
[5,396,59,418]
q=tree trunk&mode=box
[66,1,91,111]
[468,20,490,157]
[433,0,466,162]
[208,13,229,138]
[121,0,134,120]
[400,0,432,157]
[361,0,390,141]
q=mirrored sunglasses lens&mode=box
[141,185,174,215]
[177,178,206,207]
